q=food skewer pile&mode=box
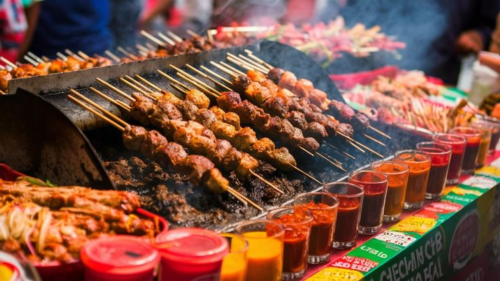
[0,177,160,263]
[343,71,477,133]
[67,91,263,211]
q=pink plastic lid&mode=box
[81,236,160,276]
[155,228,228,264]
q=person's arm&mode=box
[456,0,498,54]
[17,2,41,62]
[140,0,173,26]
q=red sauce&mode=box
[295,202,336,257]
[274,213,310,273]
[333,197,361,243]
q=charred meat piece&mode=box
[139,130,168,158]
[176,100,198,121]
[351,113,371,132]
[294,79,314,99]
[156,97,184,121]
[234,127,258,152]
[222,112,241,131]
[211,121,238,141]
[262,96,289,118]
[123,126,148,151]
[186,89,210,109]
[265,147,296,171]
[329,100,355,121]
[0,69,12,91]
[232,100,265,124]
[204,168,229,194]
[337,123,354,138]
[286,111,308,131]
[300,137,320,152]
[250,138,276,158]
[245,82,273,105]
[129,95,155,126]
[206,139,232,166]
[305,122,328,140]
[222,148,243,171]
[155,142,187,167]
[247,70,267,83]
[173,126,216,155]
[217,91,242,112]
[278,71,297,91]
[195,108,218,128]
[268,67,285,83]
[236,153,259,178]
[233,75,252,93]
[177,155,214,186]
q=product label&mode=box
[449,211,480,270]
[331,256,378,273]
[307,267,365,280]
[375,231,416,247]
[390,216,437,235]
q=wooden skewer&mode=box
[228,53,268,73]
[238,54,270,73]
[90,87,131,110]
[65,50,84,61]
[226,55,257,72]
[186,29,200,38]
[119,77,157,100]
[207,30,214,43]
[78,51,90,60]
[41,56,50,62]
[136,44,150,54]
[177,72,220,99]
[135,75,162,92]
[67,95,125,131]
[124,75,155,94]
[315,152,346,172]
[166,31,183,42]
[291,165,323,185]
[201,66,233,85]
[117,47,138,60]
[170,83,188,95]
[363,133,386,147]
[337,132,383,158]
[0,89,7,95]
[157,33,175,46]
[69,89,128,127]
[170,65,221,98]
[96,78,135,101]
[0,57,17,69]
[56,52,68,61]
[186,64,233,91]
[105,50,121,63]
[369,126,391,139]
[140,30,166,47]
[24,55,38,66]
[27,52,45,63]
[210,61,237,78]
[0,65,4,70]
[220,61,246,76]
[324,142,356,160]
[157,70,207,96]
[249,170,283,194]
[243,51,273,69]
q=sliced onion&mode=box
[37,210,52,252]
[24,227,36,257]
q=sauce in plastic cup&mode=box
[156,228,229,281]
[220,233,249,281]
[81,235,160,281]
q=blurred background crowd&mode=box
[0,0,499,85]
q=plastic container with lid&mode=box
[80,236,160,281]
[155,228,229,281]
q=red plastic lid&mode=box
[81,236,159,275]
[155,228,228,264]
